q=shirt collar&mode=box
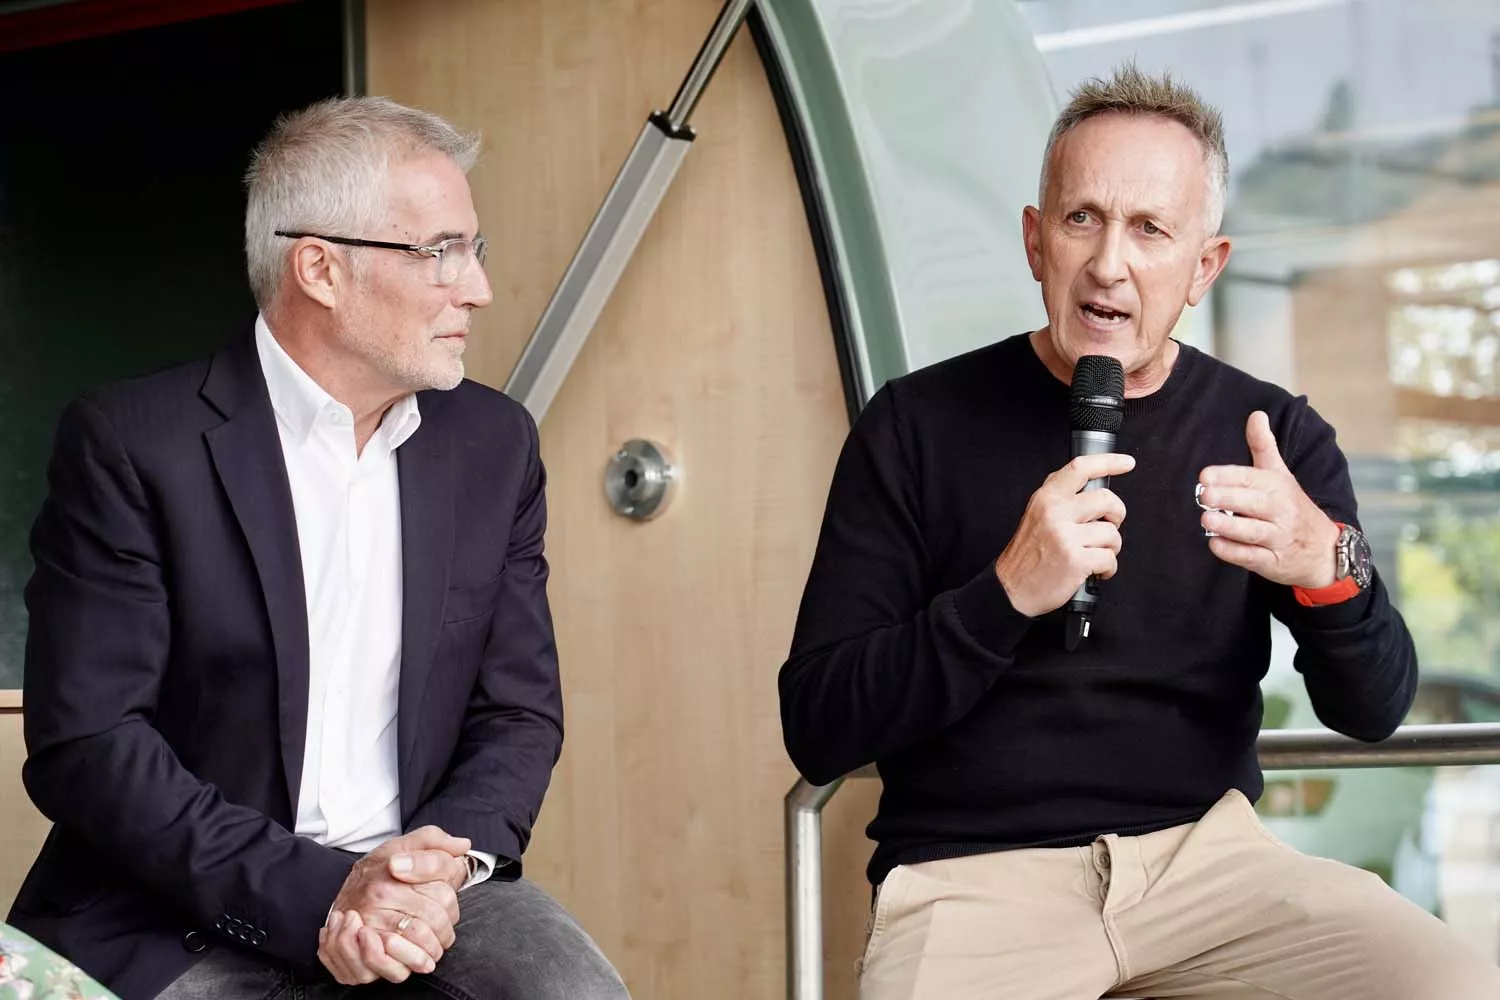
[380,393,422,451]
[254,313,422,449]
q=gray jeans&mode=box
[155,878,628,1000]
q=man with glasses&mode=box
[9,96,627,1000]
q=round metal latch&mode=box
[604,440,677,521]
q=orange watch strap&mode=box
[1293,522,1361,607]
[1293,575,1361,607]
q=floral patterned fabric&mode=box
[0,924,117,1000]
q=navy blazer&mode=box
[7,332,564,999]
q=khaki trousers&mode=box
[858,790,1500,999]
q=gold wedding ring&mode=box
[397,915,412,933]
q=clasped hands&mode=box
[317,825,473,985]
[995,410,1338,616]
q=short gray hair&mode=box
[1040,64,1228,235]
[244,96,481,308]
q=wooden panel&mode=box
[368,2,863,996]
[0,711,49,913]
[1395,388,1500,427]
[1291,266,1397,457]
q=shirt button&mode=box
[182,930,208,953]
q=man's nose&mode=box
[461,258,494,308]
[1086,223,1129,286]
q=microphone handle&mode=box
[1065,428,1117,650]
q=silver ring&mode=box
[1195,482,1234,537]
[1193,482,1216,512]
[397,915,412,933]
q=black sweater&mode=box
[779,334,1418,885]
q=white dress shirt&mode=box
[256,316,494,886]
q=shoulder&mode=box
[422,378,533,429]
[888,334,1034,403]
[1182,346,1331,458]
[61,355,217,452]
[867,334,1041,432]
[80,356,214,418]
[418,379,540,462]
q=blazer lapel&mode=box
[201,335,310,817]
[396,410,454,812]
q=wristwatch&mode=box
[1293,522,1370,607]
[1334,522,1373,589]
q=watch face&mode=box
[1347,528,1374,588]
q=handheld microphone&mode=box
[1064,355,1125,651]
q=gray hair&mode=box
[244,96,481,308]
[1040,64,1228,236]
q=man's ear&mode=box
[1187,235,1231,307]
[286,239,342,309]
[1023,205,1044,282]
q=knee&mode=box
[562,969,630,1000]
[522,948,630,1000]
[442,922,630,1000]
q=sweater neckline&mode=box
[1021,334,1199,418]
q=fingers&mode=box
[386,914,445,966]
[365,907,447,964]
[1069,488,1127,527]
[321,910,378,986]
[317,914,344,983]
[1245,410,1288,472]
[377,927,438,975]
[1074,520,1123,555]
[1197,464,1273,490]
[1050,453,1135,494]
[1196,484,1278,521]
[389,848,468,886]
[375,887,456,953]
[1201,412,1287,487]
[412,880,462,944]
[383,826,472,873]
[355,920,413,984]
[1208,535,1275,576]
[1083,546,1119,581]
[1201,508,1274,546]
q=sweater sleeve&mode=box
[1268,399,1418,741]
[778,385,1033,786]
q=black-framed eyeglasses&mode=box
[275,230,488,286]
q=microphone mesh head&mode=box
[1069,355,1125,433]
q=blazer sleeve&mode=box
[404,411,564,864]
[21,397,353,966]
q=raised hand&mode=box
[1197,410,1339,589]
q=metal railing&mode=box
[784,722,1500,1000]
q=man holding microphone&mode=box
[780,66,1500,999]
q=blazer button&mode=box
[251,931,267,947]
[182,931,208,953]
